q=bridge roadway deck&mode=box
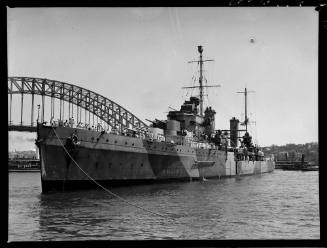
[8,125,37,132]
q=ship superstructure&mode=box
[36,46,274,192]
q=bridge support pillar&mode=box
[9,80,12,125]
[20,93,24,125]
[31,93,34,126]
[41,95,45,123]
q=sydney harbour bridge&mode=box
[8,77,148,134]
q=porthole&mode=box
[115,140,117,143]
[106,139,109,142]
[132,143,134,146]
[141,163,143,167]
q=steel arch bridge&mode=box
[8,77,148,133]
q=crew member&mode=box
[58,119,64,126]
[69,117,75,128]
[221,132,227,150]
[248,146,254,161]
[254,145,259,161]
[244,146,248,161]
[258,150,264,161]
[214,130,222,149]
[238,143,244,160]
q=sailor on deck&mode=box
[58,119,64,126]
[258,150,264,161]
[244,146,248,161]
[69,117,75,128]
[214,130,222,150]
[237,143,244,160]
[97,123,103,132]
[221,131,228,150]
[248,146,255,161]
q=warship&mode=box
[36,46,275,193]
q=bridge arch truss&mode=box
[8,77,148,132]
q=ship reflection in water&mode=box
[9,170,319,240]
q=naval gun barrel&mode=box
[146,119,155,124]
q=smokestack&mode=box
[230,117,239,148]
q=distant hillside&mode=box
[261,142,318,164]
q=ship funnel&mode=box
[230,117,239,148]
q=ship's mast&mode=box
[198,46,204,116]
[237,87,255,132]
[183,45,220,117]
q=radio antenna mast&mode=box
[183,45,220,116]
[237,87,255,132]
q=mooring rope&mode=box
[51,126,174,220]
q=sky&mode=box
[7,7,318,150]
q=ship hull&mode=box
[37,125,275,193]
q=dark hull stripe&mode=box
[42,177,193,193]
[41,170,274,193]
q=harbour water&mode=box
[8,170,319,240]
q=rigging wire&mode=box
[253,92,259,145]
[191,72,197,96]
[200,62,233,122]
[185,62,198,98]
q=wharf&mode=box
[8,159,40,172]
[275,160,308,170]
